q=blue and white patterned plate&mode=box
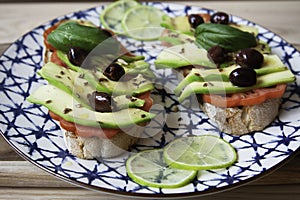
[0,2,299,198]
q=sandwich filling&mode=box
[27,20,156,139]
[156,12,296,108]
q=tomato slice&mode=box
[137,91,153,112]
[49,111,119,139]
[202,84,287,108]
[50,50,68,67]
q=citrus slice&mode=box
[121,5,166,40]
[126,149,197,188]
[100,0,139,34]
[164,135,237,170]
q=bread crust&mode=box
[200,98,281,135]
[62,125,145,159]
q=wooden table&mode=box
[0,1,300,199]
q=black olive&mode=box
[207,45,228,64]
[103,63,125,81]
[236,48,264,69]
[88,91,114,112]
[229,67,257,87]
[188,14,204,29]
[210,12,229,24]
[67,47,88,66]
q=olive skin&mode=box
[229,67,257,87]
[207,45,228,64]
[88,91,114,112]
[188,14,204,29]
[103,63,125,81]
[67,47,88,66]
[236,48,264,69]
[210,12,229,25]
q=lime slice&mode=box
[164,135,237,170]
[121,5,166,40]
[126,149,197,188]
[100,0,139,34]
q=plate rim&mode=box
[0,1,300,198]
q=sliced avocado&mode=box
[38,62,107,101]
[114,95,145,109]
[177,70,295,102]
[57,50,149,75]
[38,62,147,110]
[161,15,193,35]
[174,54,287,95]
[119,54,145,63]
[230,24,259,36]
[159,33,195,46]
[27,85,155,128]
[93,71,155,95]
[123,60,156,79]
[155,43,216,69]
[254,40,271,54]
[38,62,96,108]
[56,51,154,95]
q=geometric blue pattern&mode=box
[0,2,299,198]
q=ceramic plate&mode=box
[0,2,299,198]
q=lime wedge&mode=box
[164,135,237,170]
[121,5,166,40]
[126,149,197,188]
[100,0,139,34]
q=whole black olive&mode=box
[103,63,125,81]
[210,12,229,24]
[68,47,88,66]
[188,14,205,29]
[88,91,114,112]
[229,67,257,87]
[236,48,264,69]
[207,45,228,64]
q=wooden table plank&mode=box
[0,1,300,45]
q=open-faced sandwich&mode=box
[27,20,156,159]
[155,11,296,135]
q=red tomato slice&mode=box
[137,91,153,112]
[202,84,287,108]
[50,50,68,67]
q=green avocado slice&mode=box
[38,62,146,110]
[155,43,216,69]
[56,51,155,95]
[27,85,155,128]
[174,54,288,95]
[177,70,296,102]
